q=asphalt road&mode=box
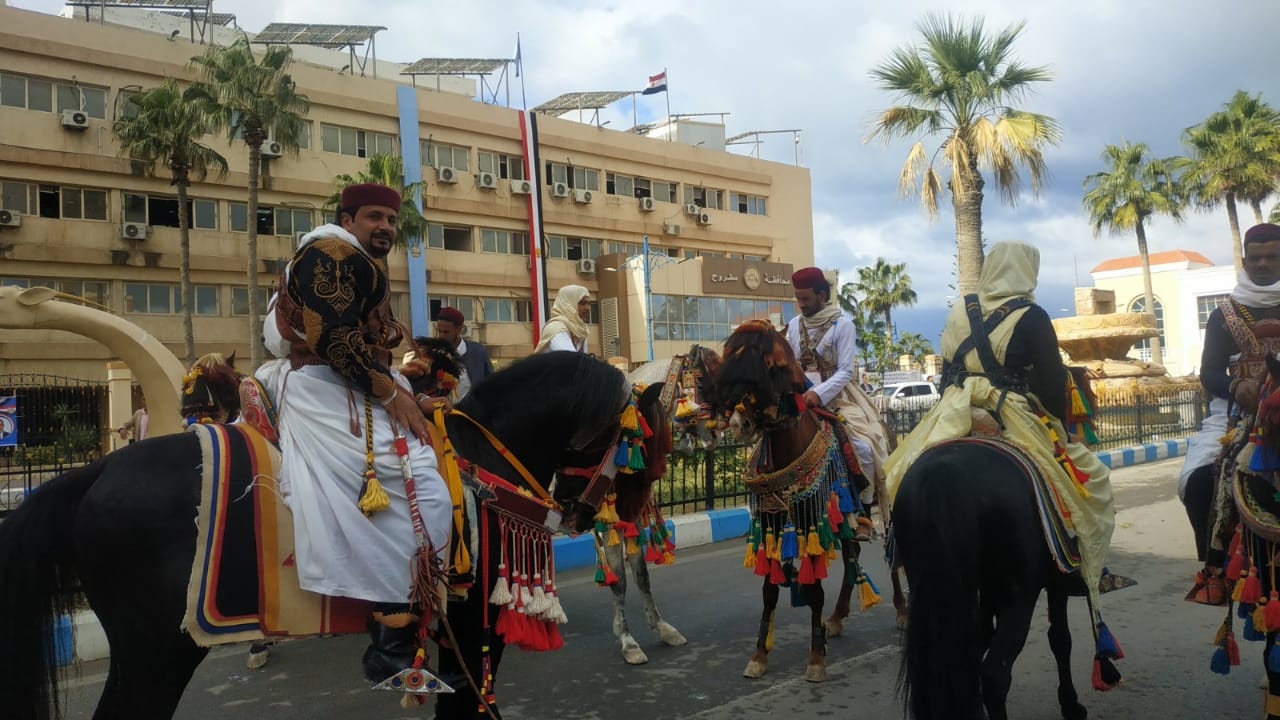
[60,458,1265,719]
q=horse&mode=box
[0,350,635,720]
[701,321,905,682]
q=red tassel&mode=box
[769,559,786,585]
[1243,571,1263,604]
[1227,547,1244,581]
[603,566,620,586]
[1265,591,1280,630]
[620,521,640,539]
[546,622,564,650]
[797,555,815,585]
[1091,658,1114,691]
[645,542,662,564]
[754,546,769,576]
[1226,631,1241,666]
[813,554,829,580]
[638,413,653,439]
[794,393,808,413]
[827,493,842,533]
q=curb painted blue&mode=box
[550,508,753,572]
[1096,438,1188,469]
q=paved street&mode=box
[60,458,1265,718]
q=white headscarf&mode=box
[533,284,590,354]
[1231,271,1280,308]
[940,241,1039,358]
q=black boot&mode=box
[361,621,419,683]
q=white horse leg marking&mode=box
[630,544,686,647]
[605,541,648,665]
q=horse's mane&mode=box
[403,336,464,397]
[709,320,805,416]
[182,352,243,422]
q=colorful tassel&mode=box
[859,574,881,610]
[489,564,512,606]
[1242,571,1263,604]
[769,559,786,585]
[1227,546,1244,581]
[1091,656,1121,690]
[1233,578,1246,604]
[813,554,829,580]
[779,523,799,562]
[1226,631,1241,666]
[805,526,823,556]
[1210,645,1231,675]
[357,471,391,516]
[1245,613,1265,641]
[613,443,630,468]
[1268,644,1280,674]
[797,555,815,585]
[1095,621,1123,660]
[603,566,620,586]
[1264,591,1280,630]
[744,539,757,569]
[1254,602,1270,635]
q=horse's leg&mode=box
[806,579,828,682]
[890,562,909,630]
[1047,584,1087,720]
[979,590,1037,720]
[436,593,505,720]
[605,541,647,665]
[629,543,687,648]
[825,539,855,637]
[743,577,780,678]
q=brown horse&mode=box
[702,321,906,682]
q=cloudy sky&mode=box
[15,0,1280,343]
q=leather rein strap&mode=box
[447,409,555,507]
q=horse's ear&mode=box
[699,346,723,377]
[226,350,237,367]
[638,383,664,415]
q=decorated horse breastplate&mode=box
[1220,299,1280,383]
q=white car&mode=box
[875,381,941,411]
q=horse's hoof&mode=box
[743,659,767,678]
[657,622,687,647]
[895,611,909,631]
[824,617,844,637]
[246,648,269,670]
[1061,702,1087,720]
[622,645,649,665]
[805,663,827,682]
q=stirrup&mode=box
[372,666,456,695]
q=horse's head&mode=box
[553,383,672,534]
[674,344,724,451]
[401,336,463,399]
[704,320,805,443]
[181,352,245,424]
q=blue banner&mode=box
[0,396,16,448]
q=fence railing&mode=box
[1091,382,1206,450]
[651,442,754,516]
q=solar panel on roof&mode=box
[253,23,385,47]
[532,91,632,114]
[401,58,508,75]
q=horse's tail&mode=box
[0,459,105,720]
[894,447,984,720]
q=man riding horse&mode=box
[885,241,1116,610]
[259,183,452,684]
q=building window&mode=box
[230,202,276,234]
[480,228,530,255]
[729,191,768,216]
[632,177,678,203]
[565,237,601,261]
[0,72,106,118]
[295,121,311,150]
[422,141,470,171]
[477,150,524,180]
[273,207,314,237]
[429,296,476,323]
[231,287,271,316]
[684,185,723,210]
[1,180,32,213]
[124,283,217,315]
[124,193,216,229]
[545,162,599,191]
[1128,296,1165,359]
[1197,294,1230,329]
[58,187,109,221]
[586,301,601,325]
[1,182,109,221]
[321,123,396,158]
[605,240,641,256]
[483,298,533,323]
[427,223,473,251]
[2,277,108,305]
[606,173,635,197]
[651,295,793,342]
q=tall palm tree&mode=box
[1082,141,1190,366]
[867,14,1060,294]
[191,34,310,367]
[851,258,918,343]
[324,153,426,244]
[113,79,228,367]
[1183,90,1280,271]
[836,284,887,375]
[893,331,935,367]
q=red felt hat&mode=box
[437,306,465,326]
[1245,223,1280,246]
[791,267,827,290]
[340,183,401,212]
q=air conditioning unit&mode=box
[662,222,680,236]
[511,179,533,195]
[697,210,713,226]
[551,181,570,198]
[639,196,656,212]
[684,203,700,216]
[0,209,21,228]
[61,109,89,130]
[260,141,284,158]
[477,171,498,190]
[576,257,597,275]
[121,221,149,240]
[574,188,593,204]
[437,166,458,184]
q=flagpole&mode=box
[517,32,527,111]
[632,92,637,130]
[663,67,671,141]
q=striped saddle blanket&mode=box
[181,422,370,647]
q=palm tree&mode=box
[1183,90,1280,271]
[191,34,310,367]
[324,153,426,244]
[851,258,918,343]
[1082,141,1190,366]
[837,284,888,375]
[893,332,935,368]
[867,14,1060,294]
[113,79,228,367]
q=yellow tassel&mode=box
[859,577,881,610]
[1071,387,1087,417]
[607,528,620,546]
[806,527,823,556]
[743,541,755,568]
[826,546,840,561]
[1254,601,1269,633]
[1214,621,1228,646]
[619,404,638,431]
[358,472,391,517]
[662,550,676,565]
[764,528,776,562]
[1232,576,1245,603]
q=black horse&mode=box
[892,440,1089,720]
[0,351,632,720]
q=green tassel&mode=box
[594,565,606,584]
[628,443,646,471]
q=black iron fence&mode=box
[1091,382,1206,450]
[0,374,110,517]
[651,442,754,516]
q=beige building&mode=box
[1089,249,1234,376]
[0,5,813,379]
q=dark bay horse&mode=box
[703,321,905,682]
[0,351,631,720]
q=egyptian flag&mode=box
[518,109,551,342]
[642,70,667,95]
